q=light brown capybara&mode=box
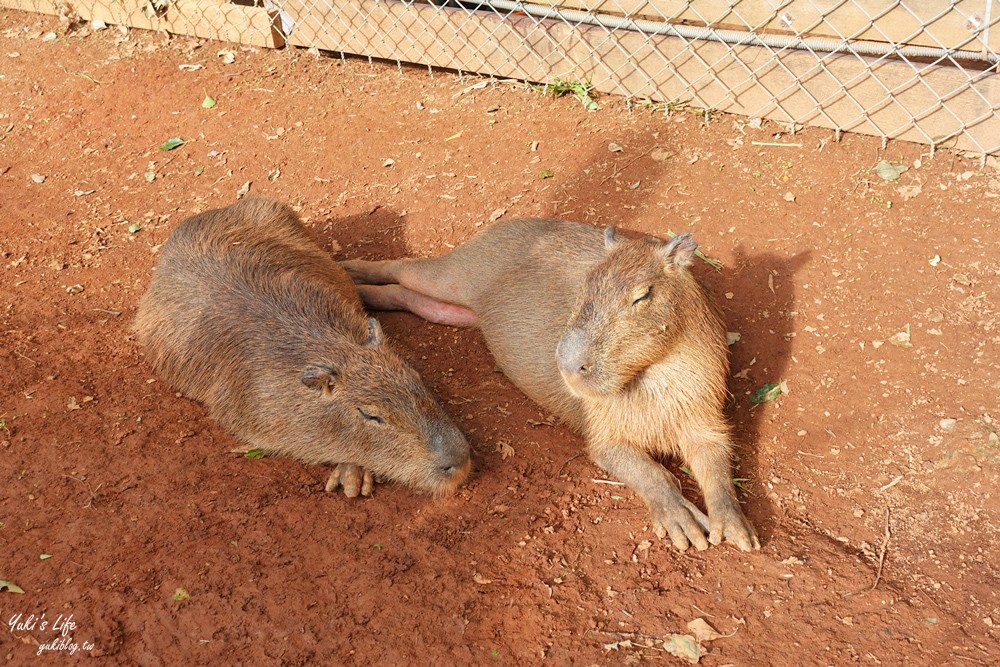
[134,198,471,497]
[342,219,759,551]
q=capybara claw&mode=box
[325,464,374,497]
[709,505,761,551]
[652,503,710,552]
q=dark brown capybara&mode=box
[134,198,471,497]
[342,219,759,550]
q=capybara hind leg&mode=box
[682,433,760,551]
[325,463,375,498]
[343,256,476,311]
[356,285,478,327]
[341,258,404,286]
[588,441,710,551]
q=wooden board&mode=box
[535,0,1000,53]
[0,0,284,48]
[0,0,58,13]
[279,0,1000,154]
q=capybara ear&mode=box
[604,225,617,249]
[365,318,385,347]
[301,365,338,394]
[658,233,698,271]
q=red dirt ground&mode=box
[1,13,997,665]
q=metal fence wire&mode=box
[5,0,1000,156]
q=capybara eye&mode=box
[357,408,385,424]
[632,287,652,305]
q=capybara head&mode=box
[556,229,703,398]
[295,319,471,495]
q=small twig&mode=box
[917,587,944,613]
[751,141,803,148]
[91,308,122,316]
[951,654,988,665]
[870,508,891,591]
[62,475,102,508]
[597,630,663,640]
[691,604,714,618]
[14,350,38,365]
[592,478,626,486]
[557,453,584,476]
[601,146,656,184]
[876,475,903,493]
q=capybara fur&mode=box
[342,219,758,550]
[134,198,471,496]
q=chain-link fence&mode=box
[5,0,999,156]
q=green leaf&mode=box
[244,448,267,459]
[40,554,53,560]
[202,95,216,109]
[750,383,782,404]
[539,169,554,179]
[0,580,25,594]
[194,166,205,177]
[128,223,142,234]
[159,137,185,151]
[173,588,190,601]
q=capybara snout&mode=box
[135,197,470,496]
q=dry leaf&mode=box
[235,181,251,199]
[67,397,81,411]
[489,207,506,222]
[662,634,705,664]
[472,572,492,585]
[497,441,515,460]
[686,618,723,642]
[887,324,912,348]
[650,148,672,162]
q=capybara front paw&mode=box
[650,501,710,552]
[325,463,374,498]
[708,503,760,551]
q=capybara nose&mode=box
[557,329,592,381]
[431,428,471,470]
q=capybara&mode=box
[342,219,759,550]
[134,198,471,497]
